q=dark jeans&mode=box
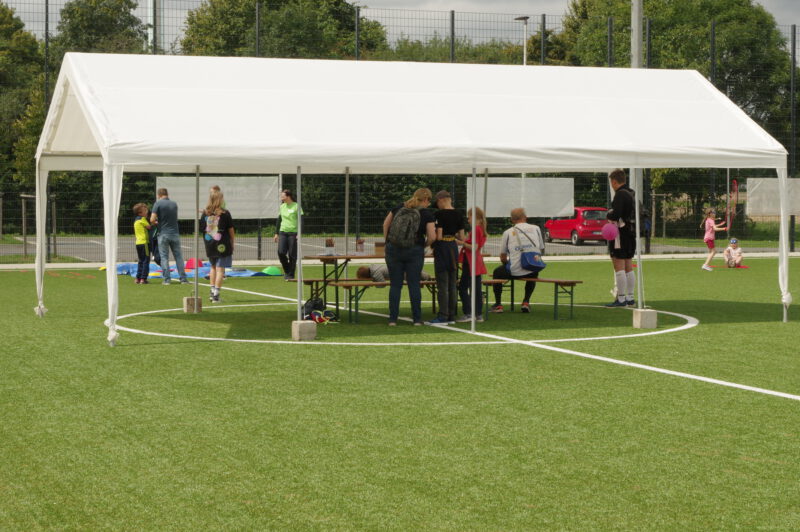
[458,261,483,316]
[492,264,538,304]
[385,242,425,322]
[277,232,298,277]
[135,244,150,280]
[436,268,458,321]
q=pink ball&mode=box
[601,223,619,241]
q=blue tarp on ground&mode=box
[115,263,269,278]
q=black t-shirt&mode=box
[201,210,234,257]
[608,185,635,230]
[435,208,465,237]
[391,204,436,246]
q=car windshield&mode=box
[583,210,606,221]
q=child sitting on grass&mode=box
[723,238,744,268]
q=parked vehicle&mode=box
[544,207,608,245]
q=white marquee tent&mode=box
[35,53,792,343]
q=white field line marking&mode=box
[89,240,104,246]
[117,286,800,401]
[234,243,257,249]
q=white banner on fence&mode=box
[466,177,573,218]
[156,175,282,219]
[746,178,800,216]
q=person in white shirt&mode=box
[723,238,744,268]
[490,208,545,314]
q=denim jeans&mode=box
[277,232,298,277]
[458,260,483,316]
[385,243,424,323]
[158,233,187,281]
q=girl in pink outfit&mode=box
[701,208,727,271]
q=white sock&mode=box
[626,271,636,301]
[614,270,627,302]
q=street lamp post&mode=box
[515,16,529,66]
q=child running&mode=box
[701,208,727,271]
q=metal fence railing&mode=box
[1,1,797,263]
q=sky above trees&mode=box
[358,0,797,24]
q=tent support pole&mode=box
[632,168,645,308]
[193,165,200,311]
[482,169,488,218]
[296,166,303,322]
[470,168,478,332]
[344,167,350,279]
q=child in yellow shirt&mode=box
[133,203,152,284]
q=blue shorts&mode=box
[208,255,233,268]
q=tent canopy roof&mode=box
[37,52,787,174]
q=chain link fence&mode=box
[1,1,797,264]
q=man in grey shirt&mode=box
[150,188,188,284]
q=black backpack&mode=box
[303,297,325,319]
[387,207,421,248]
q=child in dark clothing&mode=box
[426,190,465,325]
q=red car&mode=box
[544,207,608,245]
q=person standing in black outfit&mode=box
[426,190,465,325]
[606,169,637,307]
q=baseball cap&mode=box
[730,238,738,244]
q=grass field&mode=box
[2,258,799,529]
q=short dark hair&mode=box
[282,189,295,201]
[608,169,627,184]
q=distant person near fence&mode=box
[274,189,302,281]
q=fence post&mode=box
[21,194,32,257]
[709,20,716,85]
[646,18,651,68]
[450,10,455,63]
[44,0,50,105]
[257,218,262,260]
[607,17,613,67]
[255,1,260,57]
[539,14,546,65]
[355,6,360,60]
[152,0,159,54]
[0,192,3,239]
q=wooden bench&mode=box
[501,277,583,319]
[288,277,360,304]
[330,280,438,323]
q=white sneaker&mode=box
[701,265,713,271]
[456,315,473,322]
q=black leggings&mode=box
[277,232,298,276]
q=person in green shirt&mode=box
[273,189,303,280]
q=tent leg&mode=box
[34,162,49,317]
[103,164,124,346]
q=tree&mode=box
[0,2,41,191]
[52,0,149,60]
[181,0,386,58]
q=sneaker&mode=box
[141,279,149,285]
[448,318,456,325]
[135,279,141,284]
[211,293,220,303]
[626,299,635,306]
[605,300,627,307]
[476,315,484,322]
[456,314,473,322]
[413,321,423,326]
[490,304,504,313]
[388,321,397,327]
[425,317,450,325]
[162,279,171,285]
[701,265,713,271]
[180,278,190,284]
[521,302,531,313]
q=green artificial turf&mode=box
[1,258,799,530]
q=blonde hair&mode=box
[700,207,716,228]
[205,189,225,216]
[467,206,487,232]
[404,188,432,209]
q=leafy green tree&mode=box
[0,2,41,192]
[181,0,386,58]
[52,0,149,60]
